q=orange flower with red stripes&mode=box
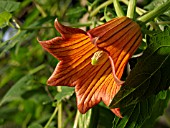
[38,16,142,118]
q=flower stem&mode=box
[127,0,137,19]
[44,106,58,128]
[90,0,112,17]
[137,1,170,23]
[113,0,125,17]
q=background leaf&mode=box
[0,75,33,106]
[0,1,20,13]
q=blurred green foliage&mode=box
[0,0,170,128]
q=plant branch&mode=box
[113,0,125,17]
[127,0,137,19]
[120,0,146,16]
[137,1,170,23]
[90,0,112,17]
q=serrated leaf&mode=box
[0,11,12,28]
[54,86,74,102]
[112,90,170,128]
[0,1,20,13]
[110,28,170,109]
[0,75,33,106]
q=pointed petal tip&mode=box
[77,104,89,114]
[37,37,43,44]
[111,108,123,118]
[55,18,58,23]
[47,78,56,86]
[54,18,63,33]
[54,18,59,26]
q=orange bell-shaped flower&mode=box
[38,16,142,118]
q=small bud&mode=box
[91,51,107,65]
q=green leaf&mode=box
[0,75,33,106]
[110,28,170,109]
[0,11,12,28]
[54,86,74,102]
[0,1,20,13]
[112,90,170,128]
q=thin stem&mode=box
[88,0,99,12]
[137,1,170,23]
[28,64,46,75]
[156,21,170,25]
[113,0,125,17]
[71,22,92,27]
[22,113,32,128]
[19,26,54,30]
[90,0,112,17]
[18,22,92,30]
[44,106,58,128]
[57,86,62,128]
[120,0,146,16]
[127,0,137,19]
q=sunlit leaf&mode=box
[110,28,170,109]
[0,11,12,28]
